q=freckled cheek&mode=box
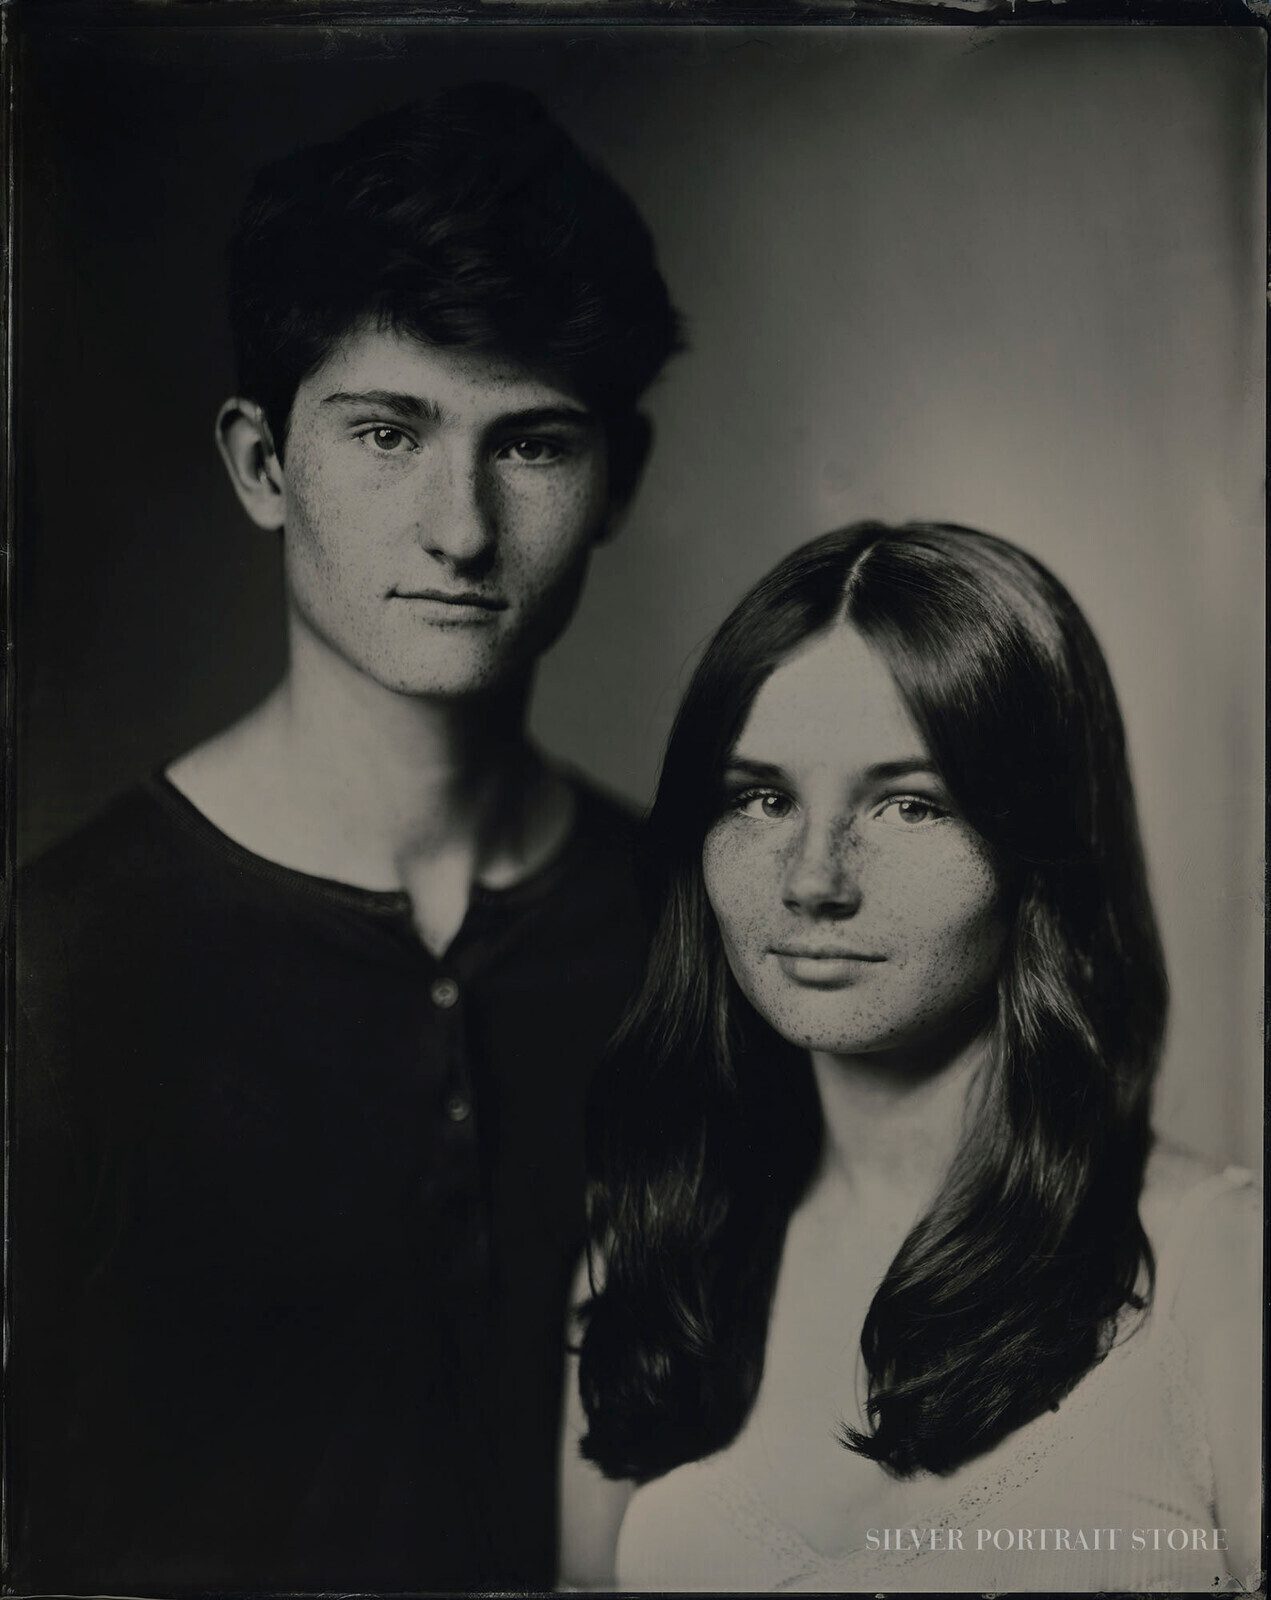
[499,483,608,602]
[895,855,1005,985]
[702,829,780,957]
[284,477,341,586]
[286,460,381,563]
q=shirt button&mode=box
[431,977,460,1009]
[445,1091,472,1123]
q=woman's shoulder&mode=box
[1139,1140,1259,1331]
[1140,1140,1258,1236]
[1138,1144,1261,1586]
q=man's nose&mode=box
[420,450,497,569]
[781,815,863,917]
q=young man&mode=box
[10,84,680,1593]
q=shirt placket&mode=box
[423,960,489,1297]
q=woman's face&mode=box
[702,623,1006,1062]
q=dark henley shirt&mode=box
[9,773,647,1595]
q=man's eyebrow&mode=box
[320,390,446,422]
[318,394,596,431]
[491,405,597,431]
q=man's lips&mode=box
[389,587,508,611]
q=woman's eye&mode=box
[732,789,794,822]
[499,437,564,465]
[359,427,413,453]
[874,796,947,827]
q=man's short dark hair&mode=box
[227,82,684,456]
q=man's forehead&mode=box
[301,323,592,417]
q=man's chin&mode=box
[370,655,532,702]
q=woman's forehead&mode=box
[731,625,929,774]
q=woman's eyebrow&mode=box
[865,759,940,781]
[722,758,788,782]
[725,757,937,782]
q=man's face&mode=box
[275,322,615,697]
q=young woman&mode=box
[559,523,1259,1592]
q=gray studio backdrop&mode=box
[17,25,1264,1170]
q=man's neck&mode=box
[167,626,575,953]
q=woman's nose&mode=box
[781,816,862,917]
[420,452,497,569]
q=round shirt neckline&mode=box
[146,768,615,921]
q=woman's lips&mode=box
[771,948,884,986]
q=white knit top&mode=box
[616,1167,1256,1593]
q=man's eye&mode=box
[499,437,565,464]
[732,789,794,822]
[359,427,413,453]
[874,796,947,827]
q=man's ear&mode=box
[597,412,653,545]
[216,399,286,531]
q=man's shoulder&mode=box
[15,784,203,1062]
[568,771,644,843]
[562,771,647,893]
[20,779,192,910]
[17,777,264,975]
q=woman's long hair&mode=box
[579,522,1167,1483]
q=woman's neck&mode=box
[808,1032,991,1217]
